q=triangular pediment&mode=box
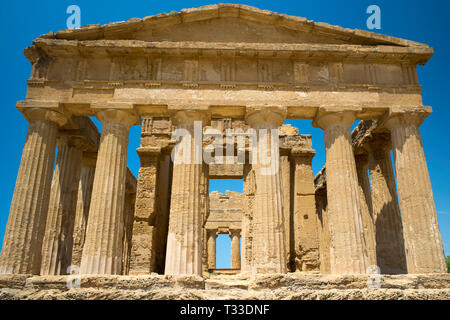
[39,4,428,48]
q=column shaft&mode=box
[71,161,95,268]
[354,155,377,267]
[241,164,255,273]
[0,110,63,274]
[368,143,407,273]
[280,154,293,271]
[315,111,369,274]
[246,108,286,274]
[40,140,82,275]
[121,191,136,275]
[207,231,216,270]
[386,115,446,273]
[230,231,241,269]
[316,187,331,274]
[80,110,135,275]
[164,111,208,276]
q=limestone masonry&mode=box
[0,4,448,300]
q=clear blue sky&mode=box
[0,0,448,269]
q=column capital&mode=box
[57,132,92,152]
[207,229,218,238]
[312,109,356,130]
[96,109,139,127]
[228,229,241,237]
[137,146,162,156]
[290,147,316,159]
[245,106,287,129]
[383,107,432,130]
[170,110,211,126]
[22,108,67,127]
[363,133,392,154]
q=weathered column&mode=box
[71,154,96,268]
[129,147,161,275]
[0,108,65,275]
[279,152,293,271]
[354,154,377,267]
[164,110,209,276]
[385,111,446,273]
[366,135,407,274]
[241,164,255,273]
[313,110,369,274]
[291,148,320,272]
[40,136,83,275]
[246,107,286,274]
[121,174,136,275]
[315,178,331,274]
[230,230,241,270]
[207,230,217,270]
[80,109,137,275]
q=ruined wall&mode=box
[205,191,243,232]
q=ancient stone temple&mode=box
[0,4,448,293]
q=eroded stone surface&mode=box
[0,274,449,300]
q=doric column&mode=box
[0,108,66,275]
[40,135,83,275]
[385,111,446,273]
[315,184,331,274]
[129,147,161,275]
[71,154,96,268]
[279,152,292,271]
[354,154,377,267]
[230,230,241,270]
[164,110,210,276]
[313,110,369,274]
[80,109,137,275]
[121,176,136,275]
[241,164,255,273]
[207,230,217,270]
[365,134,407,274]
[245,106,286,274]
[291,148,320,272]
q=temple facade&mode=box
[0,4,446,277]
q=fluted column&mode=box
[0,108,66,275]
[164,111,210,276]
[315,186,331,274]
[246,107,286,274]
[121,175,136,275]
[354,154,377,267]
[366,135,407,274]
[230,230,241,270]
[40,136,83,275]
[207,230,217,270]
[385,111,446,273]
[313,110,369,274]
[241,164,255,273]
[80,109,137,275]
[279,153,292,271]
[71,155,96,268]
